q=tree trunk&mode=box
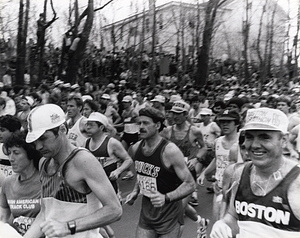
[66,0,94,84]
[16,0,29,85]
[196,0,226,86]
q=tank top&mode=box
[85,136,118,168]
[67,116,87,147]
[170,125,197,159]
[198,122,218,150]
[235,163,300,233]
[40,148,103,238]
[134,138,181,197]
[215,136,237,188]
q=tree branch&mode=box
[94,0,114,12]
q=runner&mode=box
[160,100,209,237]
[24,104,122,238]
[211,108,300,238]
[126,107,195,238]
[0,131,42,235]
[66,94,88,147]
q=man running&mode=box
[126,107,195,238]
[210,107,300,238]
[24,104,122,238]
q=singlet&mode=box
[85,136,118,168]
[170,125,197,160]
[198,122,219,150]
[67,116,87,147]
[122,109,139,134]
[234,163,300,237]
[1,170,41,235]
[135,138,182,196]
[134,139,184,234]
[215,136,238,188]
[40,148,103,238]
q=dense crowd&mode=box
[0,72,299,238]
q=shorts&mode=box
[104,163,118,193]
[121,132,139,146]
[198,150,214,167]
[139,196,184,235]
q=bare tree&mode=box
[15,0,30,85]
[195,0,227,86]
[65,0,94,83]
[37,0,58,82]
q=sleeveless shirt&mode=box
[67,116,87,147]
[215,136,237,188]
[40,148,103,238]
[135,138,184,234]
[235,163,300,234]
[198,122,219,150]
[85,136,118,168]
[170,125,197,160]
[135,138,182,196]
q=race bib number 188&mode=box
[137,174,158,197]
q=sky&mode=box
[0,0,299,43]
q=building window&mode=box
[159,14,163,29]
[146,18,150,33]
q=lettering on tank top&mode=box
[135,161,161,197]
[235,200,290,225]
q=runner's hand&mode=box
[197,173,205,186]
[149,190,166,207]
[125,191,138,205]
[210,220,232,238]
[187,158,197,170]
[109,170,120,181]
[40,219,69,237]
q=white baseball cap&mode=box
[101,94,111,100]
[26,104,66,143]
[200,108,212,115]
[122,95,132,103]
[86,112,108,127]
[242,107,288,134]
[170,100,190,113]
[151,95,165,103]
[24,96,34,106]
[82,95,93,102]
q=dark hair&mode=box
[4,131,42,170]
[68,94,83,107]
[84,99,99,112]
[276,96,291,107]
[0,115,22,132]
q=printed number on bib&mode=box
[137,174,157,197]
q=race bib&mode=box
[13,216,35,235]
[137,174,158,197]
[0,164,13,177]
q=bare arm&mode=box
[108,138,133,180]
[35,151,122,238]
[23,201,46,238]
[162,142,196,202]
[192,126,208,159]
[71,152,122,230]
[125,142,140,205]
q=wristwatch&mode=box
[165,193,171,204]
[67,220,76,235]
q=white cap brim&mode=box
[26,130,46,143]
